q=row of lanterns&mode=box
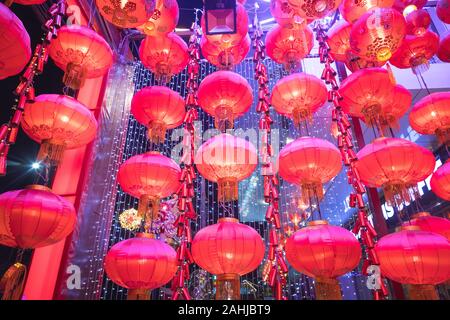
[0,0,450,301]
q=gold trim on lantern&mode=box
[400,225,421,231]
[25,184,52,192]
[376,47,392,62]
[218,217,239,224]
[135,232,155,239]
[411,212,431,219]
[308,219,328,227]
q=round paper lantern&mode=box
[431,161,450,201]
[350,8,406,62]
[201,3,248,48]
[393,0,427,13]
[339,68,400,128]
[0,185,76,249]
[96,0,155,28]
[192,217,265,300]
[278,137,342,202]
[390,31,439,74]
[405,9,431,36]
[326,20,385,71]
[339,0,395,23]
[0,3,31,80]
[48,25,113,89]
[375,226,450,299]
[139,32,189,83]
[437,33,450,63]
[355,137,435,206]
[270,0,311,29]
[22,94,97,165]
[403,212,450,240]
[194,134,257,201]
[137,0,178,35]
[130,86,185,143]
[200,33,250,69]
[104,233,177,300]
[265,24,314,70]
[117,152,181,228]
[285,220,361,300]
[437,0,450,24]
[197,70,253,131]
[270,73,327,126]
[286,0,342,20]
[409,92,450,145]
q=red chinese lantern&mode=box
[96,0,156,28]
[409,92,450,145]
[286,0,342,20]
[137,0,179,35]
[104,233,177,300]
[339,68,403,128]
[139,32,189,83]
[270,0,311,29]
[48,25,113,90]
[197,70,253,131]
[130,86,185,143]
[21,94,98,165]
[405,9,431,36]
[0,185,76,249]
[437,0,450,24]
[355,137,435,206]
[265,24,314,71]
[437,33,450,63]
[350,8,406,62]
[403,212,450,240]
[278,137,342,202]
[326,20,385,71]
[200,34,250,69]
[431,161,450,201]
[0,3,31,80]
[201,3,248,48]
[375,226,450,299]
[194,133,257,202]
[389,30,439,74]
[392,0,427,14]
[339,0,395,23]
[285,220,361,300]
[117,152,181,230]
[191,217,265,300]
[270,73,327,126]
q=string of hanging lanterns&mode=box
[170,19,202,301]
[0,0,66,175]
[252,13,288,301]
[315,25,388,300]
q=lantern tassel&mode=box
[407,284,439,300]
[127,288,150,300]
[218,178,238,202]
[63,63,87,90]
[147,121,167,144]
[0,262,27,300]
[37,140,66,166]
[215,105,234,132]
[216,274,240,300]
[138,195,160,233]
[314,277,342,300]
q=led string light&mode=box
[315,25,388,300]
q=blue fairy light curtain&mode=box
[86,55,373,300]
